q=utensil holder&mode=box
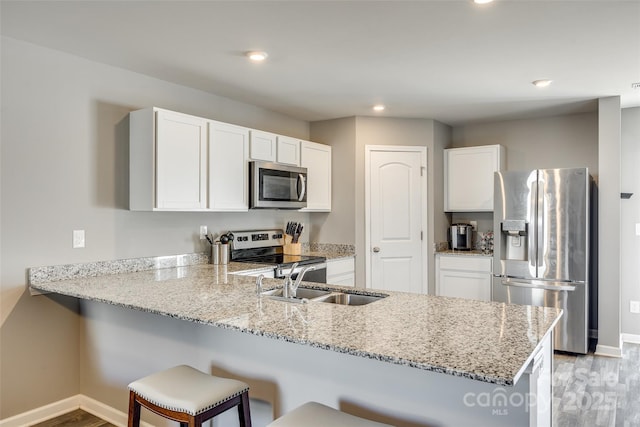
[283,242,301,255]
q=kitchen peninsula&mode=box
[29,256,561,427]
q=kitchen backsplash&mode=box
[304,242,355,255]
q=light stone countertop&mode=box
[30,262,561,387]
[436,250,493,257]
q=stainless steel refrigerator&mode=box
[492,168,591,354]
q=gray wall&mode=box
[620,107,640,337]
[308,117,357,245]
[597,97,622,354]
[0,36,310,419]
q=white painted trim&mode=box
[622,333,640,344]
[0,394,152,427]
[364,145,428,293]
[594,343,623,358]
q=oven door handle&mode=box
[277,262,327,278]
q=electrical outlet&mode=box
[470,221,477,230]
[73,230,85,248]
[199,225,208,240]
[636,223,640,236]
[630,300,640,314]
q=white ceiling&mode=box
[2,0,639,126]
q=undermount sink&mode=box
[261,286,387,306]
[261,287,332,300]
[312,293,385,306]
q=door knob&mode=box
[372,247,380,253]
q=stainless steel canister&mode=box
[211,243,221,264]
[219,243,229,265]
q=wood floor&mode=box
[29,343,640,427]
[31,409,114,427]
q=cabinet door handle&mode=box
[372,247,380,253]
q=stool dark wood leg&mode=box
[128,390,141,427]
[238,391,252,427]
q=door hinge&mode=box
[421,167,425,176]
[421,231,423,240]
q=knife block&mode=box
[283,236,301,255]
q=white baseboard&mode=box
[595,343,623,358]
[0,394,152,427]
[0,395,80,427]
[622,333,640,344]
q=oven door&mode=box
[250,161,307,209]
[276,263,327,283]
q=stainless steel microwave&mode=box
[249,161,307,209]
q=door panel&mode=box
[369,149,424,293]
[537,168,588,282]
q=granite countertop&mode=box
[436,250,493,257]
[30,262,561,387]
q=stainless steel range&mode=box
[230,229,327,283]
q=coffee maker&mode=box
[449,224,474,250]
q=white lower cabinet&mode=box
[326,257,355,286]
[435,255,492,301]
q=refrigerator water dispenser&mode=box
[500,220,528,261]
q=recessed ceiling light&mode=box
[373,104,385,112]
[246,51,268,62]
[474,0,494,4]
[532,79,553,88]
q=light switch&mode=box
[73,230,85,248]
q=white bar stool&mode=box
[127,364,251,427]
[267,402,393,427]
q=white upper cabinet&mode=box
[130,107,332,213]
[300,140,332,212]
[208,121,249,211]
[130,108,208,211]
[276,135,301,166]
[249,130,277,162]
[444,144,505,212]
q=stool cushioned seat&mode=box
[267,402,393,427]
[128,365,248,416]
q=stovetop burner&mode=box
[229,229,325,267]
[236,253,326,267]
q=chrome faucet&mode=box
[282,263,298,299]
[255,274,265,296]
[290,265,317,298]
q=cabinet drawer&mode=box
[438,255,491,272]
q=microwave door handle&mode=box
[297,174,306,202]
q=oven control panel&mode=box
[230,229,285,250]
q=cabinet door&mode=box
[277,135,301,166]
[437,270,491,301]
[209,121,249,211]
[155,110,208,210]
[444,145,503,212]
[436,256,492,301]
[327,257,355,286]
[300,140,332,211]
[249,130,277,162]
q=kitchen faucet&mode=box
[282,263,317,298]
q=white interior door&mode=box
[366,146,427,293]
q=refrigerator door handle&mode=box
[501,277,577,292]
